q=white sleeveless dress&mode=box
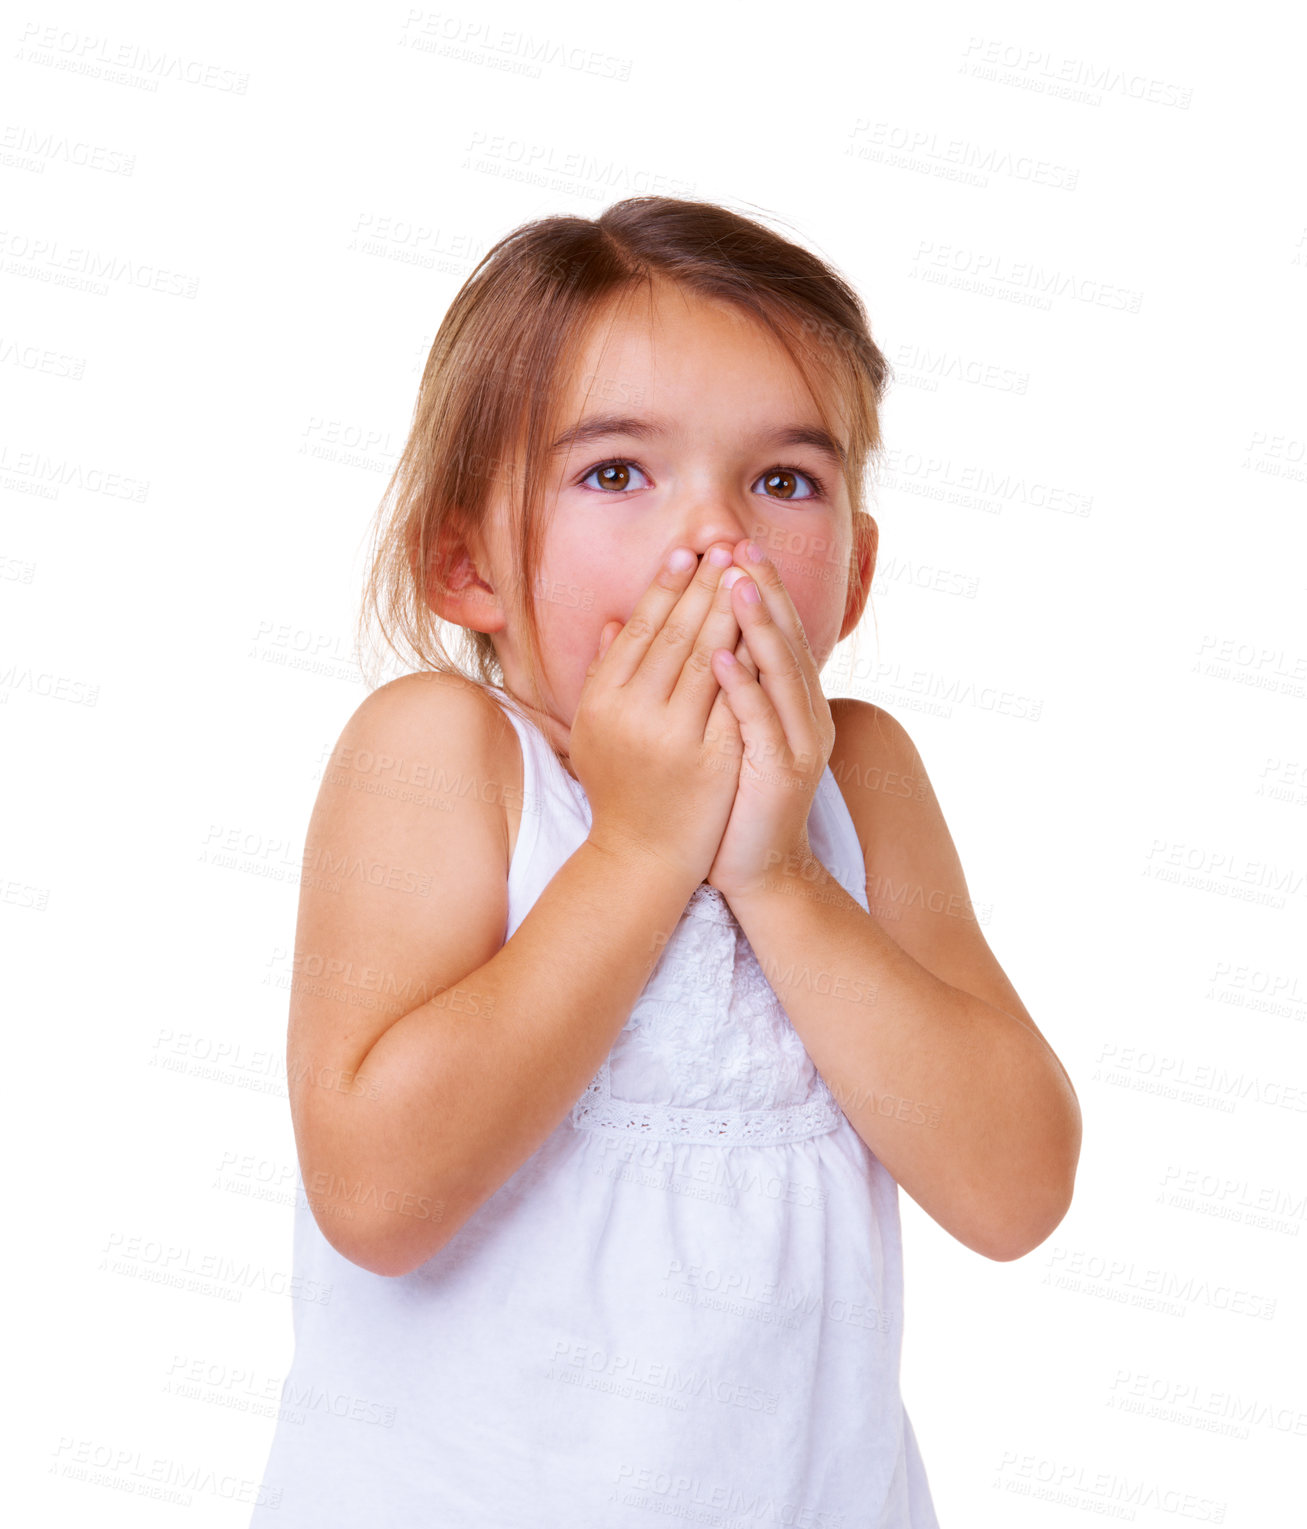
[248,683,940,1528]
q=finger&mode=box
[591,550,698,686]
[728,568,816,747]
[670,564,746,731]
[584,621,620,678]
[730,542,823,692]
[606,544,736,701]
[728,616,831,778]
[713,644,790,778]
[704,675,742,769]
[733,631,759,681]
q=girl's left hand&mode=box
[702,541,835,903]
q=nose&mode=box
[675,512,754,568]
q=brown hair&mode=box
[355,195,892,735]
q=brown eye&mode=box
[755,467,822,501]
[580,460,649,493]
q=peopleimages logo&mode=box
[17,23,249,93]
[960,37,1193,110]
[846,119,1080,191]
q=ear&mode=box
[838,512,877,642]
[418,524,507,634]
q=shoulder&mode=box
[347,671,519,781]
[352,669,504,740]
[825,696,1036,1030]
[828,694,901,750]
[826,695,943,908]
[828,696,933,811]
[329,670,516,869]
[826,695,941,901]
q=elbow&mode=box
[324,1215,455,1279]
[348,1244,437,1280]
[294,1126,474,1278]
[981,1205,1070,1263]
[307,1189,464,1279]
[983,1164,1080,1264]
[986,1092,1082,1262]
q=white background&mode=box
[5,0,1305,1523]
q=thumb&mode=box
[586,622,615,678]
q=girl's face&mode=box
[479,277,873,734]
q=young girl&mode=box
[249,196,1081,1527]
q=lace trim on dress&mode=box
[571,882,847,1145]
[570,1062,843,1145]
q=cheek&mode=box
[773,559,842,647]
[542,531,647,611]
[535,550,637,670]
[792,596,821,646]
[592,553,656,626]
[767,554,809,612]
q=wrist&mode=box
[582,829,703,902]
[723,842,833,913]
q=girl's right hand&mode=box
[569,545,749,889]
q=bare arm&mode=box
[339,838,695,1276]
[288,674,698,1278]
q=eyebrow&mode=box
[548,413,848,472]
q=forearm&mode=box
[727,859,1081,1262]
[337,840,696,1274]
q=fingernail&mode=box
[667,547,695,572]
[708,546,733,567]
[721,567,746,588]
[740,580,761,604]
[745,541,765,563]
